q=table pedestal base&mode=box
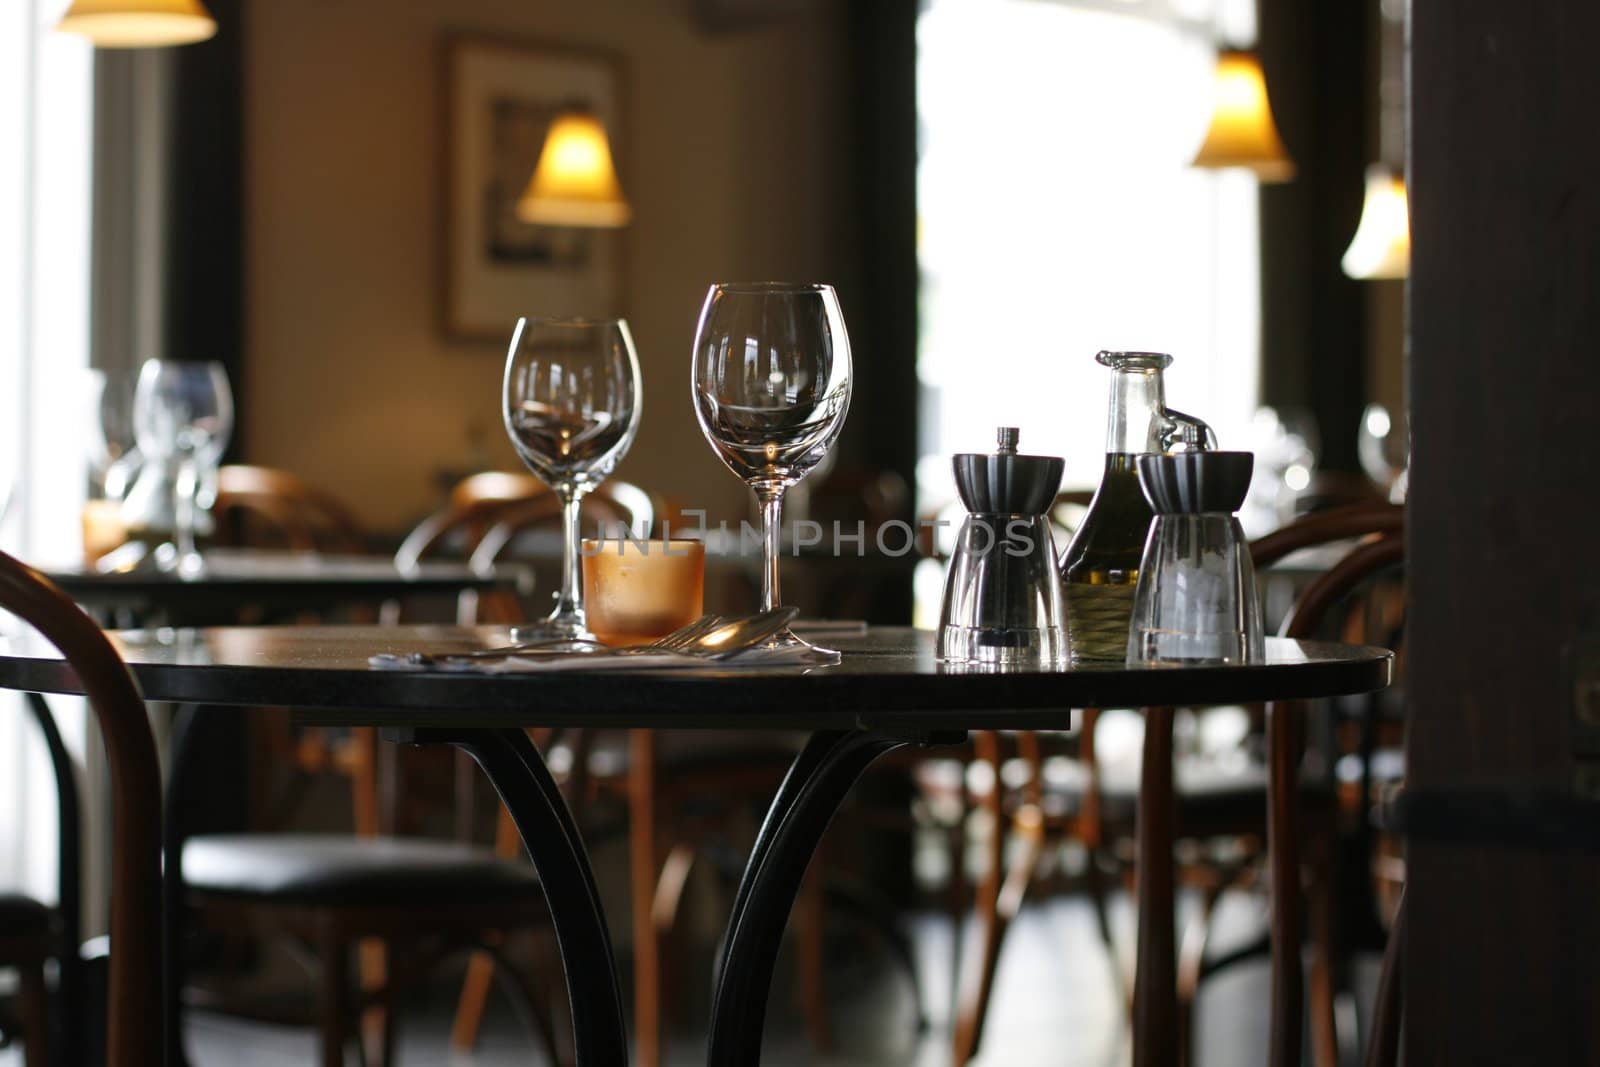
[709,729,964,1066]
[389,727,628,1064]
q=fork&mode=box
[407,613,729,666]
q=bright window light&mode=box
[916,0,1261,511]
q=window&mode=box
[916,0,1262,512]
[1,0,94,906]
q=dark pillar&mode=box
[1406,1,1600,1061]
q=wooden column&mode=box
[1407,1,1600,1061]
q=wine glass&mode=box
[691,282,853,665]
[132,360,233,576]
[502,317,643,641]
[1358,402,1409,502]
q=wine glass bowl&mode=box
[691,282,852,664]
[128,360,234,576]
[502,316,643,641]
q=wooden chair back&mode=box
[0,550,162,1065]
[214,464,368,554]
[1251,501,1404,569]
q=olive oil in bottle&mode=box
[1060,453,1153,661]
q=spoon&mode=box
[411,607,799,666]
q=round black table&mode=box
[45,550,531,623]
[0,625,1391,1067]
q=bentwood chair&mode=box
[1265,533,1405,1067]
[213,464,369,555]
[169,711,567,1067]
[0,549,163,1066]
[952,503,1405,1067]
[168,474,570,1066]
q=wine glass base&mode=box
[508,614,597,647]
[762,626,841,666]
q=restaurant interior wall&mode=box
[244,0,858,533]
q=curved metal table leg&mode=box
[708,729,963,1067]
[390,727,627,1065]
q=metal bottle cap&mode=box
[952,427,1065,516]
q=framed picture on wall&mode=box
[442,36,627,341]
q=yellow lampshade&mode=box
[1342,166,1409,280]
[1190,50,1295,183]
[56,0,217,47]
[516,112,632,229]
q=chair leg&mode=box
[359,939,387,1066]
[795,855,832,1052]
[452,806,526,1051]
[952,733,1008,1067]
[320,926,352,1067]
[651,842,697,1039]
[17,955,50,1067]
[1177,881,1225,1067]
[1308,829,1341,1067]
[628,730,662,1067]
[378,939,400,1067]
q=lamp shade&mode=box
[1341,166,1409,280]
[516,111,632,229]
[56,0,217,47]
[1190,50,1295,183]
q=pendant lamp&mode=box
[1190,50,1295,183]
[56,0,217,48]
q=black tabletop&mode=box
[45,550,530,615]
[0,625,1391,732]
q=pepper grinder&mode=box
[938,427,1069,667]
[1126,450,1265,664]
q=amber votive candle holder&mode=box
[81,499,128,565]
[581,539,706,647]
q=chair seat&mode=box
[1035,754,1329,833]
[0,893,51,936]
[182,834,542,909]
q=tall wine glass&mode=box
[691,282,852,665]
[132,360,233,576]
[503,317,643,641]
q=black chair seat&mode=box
[1037,755,1330,833]
[182,834,542,908]
[0,893,51,936]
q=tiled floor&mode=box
[3,891,1363,1065]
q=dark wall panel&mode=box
[1258,0,1368,472]
[164,0,245,459]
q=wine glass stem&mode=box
[175,458,197,559]
[758,487,784,613]
[555,486,585,620]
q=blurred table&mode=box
[44,548,531,624]
[0,625,1391,1066]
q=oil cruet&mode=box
[1058,351,1214,662]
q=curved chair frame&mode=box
[1268,535,1406,1067]
[951,502,1407,1067]
[214,465,368,554]
[0,550,162,1065]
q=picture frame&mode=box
[442,35,627,341]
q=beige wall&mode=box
[246,0,853,531]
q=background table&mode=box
[45,549,530,623]
[0,625,1392,1066]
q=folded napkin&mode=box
[369,642,825,673]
